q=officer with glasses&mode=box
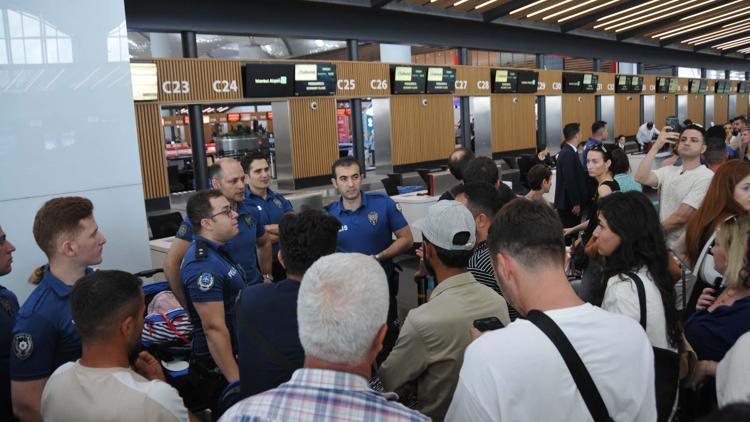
[180,189,248,412]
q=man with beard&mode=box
[635,124,713,247]
[379,201,509,421]
[40,270,190,421]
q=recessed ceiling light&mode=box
[543,0,596,21]
[557,0,619,23]
[527,0,574,18]
[510,0,547,15]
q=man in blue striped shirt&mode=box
[220,253,428,422]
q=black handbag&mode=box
[625,272,680,422]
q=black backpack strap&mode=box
[527,310,613,422]
[625,272,647,329]
[235,293,297,372]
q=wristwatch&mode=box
[262,273,273,282]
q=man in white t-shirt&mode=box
[636,122,660,151]
[445,199,655,422]
[635,125,713,247]
[41,270,190,422]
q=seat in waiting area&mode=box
[147,212,183,240]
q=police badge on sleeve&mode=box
[273,198,283,208]
[368,211,378,226]
[197,273,215,292]
[13,333,33,360]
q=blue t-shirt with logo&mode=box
[244,188,294,259]
[176,202,265,285]
[181,236,247,357]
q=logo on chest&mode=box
[339,225,348,233]
[228,267,238,279]
[368,211,379,226]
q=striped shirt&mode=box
[468,241,520,321]
[220,368,429,422]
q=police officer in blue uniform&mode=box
[0,224,19,421]
[325,157,414,361]
[180,189,247,409]
[165,158,273,308]
[241,150,294,281]
[11,197,106,421]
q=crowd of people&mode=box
[2,115,750,421]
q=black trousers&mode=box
[558,208,582,246]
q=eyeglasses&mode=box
[208,207,233,220]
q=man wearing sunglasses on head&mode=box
[180,189,249,412]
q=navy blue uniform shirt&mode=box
[0,284,19,419]
[10,268,89,381]
[236,279,304,398]
[244,187,294,259]
[176,201,265,285]
[181,236,247,358]
[325,191,409,275]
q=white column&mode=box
[0,1,151,302]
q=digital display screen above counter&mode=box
[130,63,158,101]
[294,63,336,96]
[492,69,518,93]
[615,75,641,93]
[426,67,456,94]
[656,77,670,93]
[668,78,680,93]
[391,66,427,94]
[563,73,583,93]
[243,63,295,98]
[715,80,730,94]
[739,81,749,94]
[582,73,598,93]
[516,70,539,93]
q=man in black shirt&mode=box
[235,210,340,398]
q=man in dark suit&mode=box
[554,123,587,245]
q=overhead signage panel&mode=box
[426,66,456,94]
[390,65,426,94]
[243,63,295,98]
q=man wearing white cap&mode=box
[379,200,509,422]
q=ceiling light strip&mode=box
[655,7,750,39]
[543,0,597,20]
[596,0,660,23]
[678,0,741,21]
[686,24,750,45]
[714,36,750,49]
[612,0,714,32]
[510,0,547,15]
[527,0,574,18]
[475,0,499,10]
[594,0,678,29]
[452,0,469,6]
[557,0,619,23]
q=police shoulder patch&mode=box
[177,223,189,238]
[197,273,215,292]
[13,333,33,360]
[243,214,253,227]
[273,198,282,208]
[395,202,403,213]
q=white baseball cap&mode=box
[414,200,476,251]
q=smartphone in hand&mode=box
[473,317,505,332]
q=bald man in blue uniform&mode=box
[325,157,413,361]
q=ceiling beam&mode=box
[482,0,539,22]
[615,1,731,41]
[124,0,750,70]
[560,0,643,33]
[370,0,394,8]
[693,29,750,52]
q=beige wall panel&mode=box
[491,94,536,152]
[134,103,169,199]
[288,97,339,179]
[390,95,455,165]
[562,94,595,140]
[615,94,641,136]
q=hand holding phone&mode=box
[473,317,504,332]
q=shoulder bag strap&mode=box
[527,310,613,422]
[235,294,297,372]
[624,272,647,329]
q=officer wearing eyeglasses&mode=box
[180,189,248,411]
[165,158,273,308]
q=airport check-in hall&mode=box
[2,0,750,421]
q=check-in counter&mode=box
[391,190,438,242]
[285,190,324,211]
[148,236,174,280]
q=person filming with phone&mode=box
[635,125,714,248]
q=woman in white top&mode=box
[593,191,683,421]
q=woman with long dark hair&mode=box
[594,191,682,420]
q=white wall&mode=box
[0,0,151,302]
